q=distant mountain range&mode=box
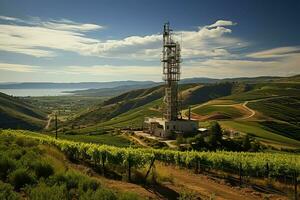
[0,81,156,89]
[0,74,298,90]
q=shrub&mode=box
[65,172,81,190]
[15,137,38,147]
[48,173,67,186]
[0,181,20,200]
[79,188,117,200]
[0,155,16,181]
[34,162,54,179]
[9,168,35,190]
[117,192,140,200]
[79,178,99,192]
[93,188,117,200]
[50,171,82,190]
[179,189,198,200]
[176,135,186,145]
[10,149,23,160]
[29,182,67,200]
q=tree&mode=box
[242,134,251,151]
[211,122,222,142]
[176,134,185,145]
[208,122,223,150]
[190,134,206,150]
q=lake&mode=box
[0,88,84,97]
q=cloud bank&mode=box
[0,16,239,60]
[0,16,299,81]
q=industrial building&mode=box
[144,23,198,138]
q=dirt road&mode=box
[129,135,148,147]
[240,101,256,119]
[155,163,287,200]
[45,114,53,129]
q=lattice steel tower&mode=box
[162,22,181,121]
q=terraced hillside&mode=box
[188,80,300,148]
[0,92,47,130]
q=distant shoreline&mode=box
[0,88,83,97]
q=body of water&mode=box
[0,88,84,97]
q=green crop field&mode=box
[247,97,300,123]
[44,132,133,147]
[219,121,300,148]
[192,104,245,119]
[2,129,299,178]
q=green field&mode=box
[219,121,300,148]
[26,95,106,121]
[193,104,245,119]
[247,96,300,123]
[45,132,133,147]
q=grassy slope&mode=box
[182,82,250,106]
[219,121,300,147]
[68,82,249,130]
[193,104,245,119]
[247,97,300,123]
[191,81,300,147]
[45,132,133,147]
[59,78,299,148]
[0,133,141,199]
[221,82,300,102]
[65,85,164,128]
[76,99,162,134]
[0,92,47,130]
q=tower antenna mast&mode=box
[162,22,181,121]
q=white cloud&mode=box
[1,50,299,81]
[1,16,299,81]
[0,16,239,60]
[0,63,40,72]
[42,20,103,32]
[247,46,300,58]
[0,62,162,81]
[183,52,300,78]
[0,15,19,21]
[208,20,237,28]
[0,24,100,57]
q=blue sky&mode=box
[0,0,299,82]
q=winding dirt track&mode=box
[129,135,148,147]
[187,96,291,121]
[240,101,256,119]
[45,114,53,129]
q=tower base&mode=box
[144,117,198,138]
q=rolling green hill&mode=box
[187,78,300,148]
[68,75,298,148]
[0,92,47,130]
[64,82,251,133]
[66,85,165,128]
[6,74,297,150]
